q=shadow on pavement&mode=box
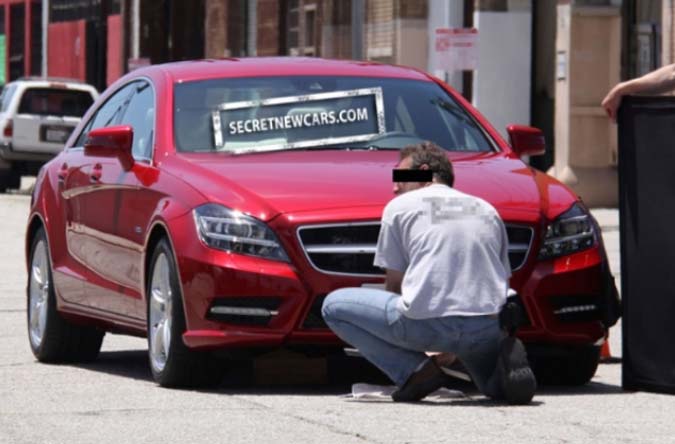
[77,350,153,382]
[69,349,388,395]
[536,381,625,396]
[69,349,626,398]
[340,398,546,407]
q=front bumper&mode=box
[516,247,606,346]
[169,211,607,351]
[0,141,55,162]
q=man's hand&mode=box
[602,63,675,123]
[384,269,404,294]
[428,352,457,367]
[602,82,627,123]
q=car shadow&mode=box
[340,398,546,407]
[535,381,625,396]
[69,348,386,395]
[67,349,627,400]
[435,380,624,401]
[76,349,153,382]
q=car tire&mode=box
[147,238,223,388]
[27,227,105,362]
[0,167,20,193]
[530,346,601,386]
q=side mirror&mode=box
[506,125,545,157]
[84,125,134,170]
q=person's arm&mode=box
[384,268,404,294]
[374,214,409,292]
[602,63,675,122]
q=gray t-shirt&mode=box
[374,183,511,319]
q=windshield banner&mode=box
[212,88,385,153]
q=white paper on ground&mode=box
[346,383,465,401]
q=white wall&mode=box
[472,11,532,138]
[426,0,464,92]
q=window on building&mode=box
[287,0,300,55]
[304,6,316,55]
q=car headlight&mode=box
[193,204,289,262]
[538,203,597,260]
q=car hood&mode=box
[177,150,574,222]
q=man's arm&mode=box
[602,63,675,122]
[384,268,404,294]
[374,216,408,293]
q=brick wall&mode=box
[205,0,227,58]
[257,0,280,56]
[47,20,86,81]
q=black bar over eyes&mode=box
[392,169,433,183]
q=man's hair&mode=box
[399,141,455,187]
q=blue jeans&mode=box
[322,287,504,398]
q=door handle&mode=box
[90,163,102,183]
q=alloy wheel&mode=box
[28,240,50,349]
[149,253,173,373]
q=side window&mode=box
[73,82,138,147]
[119,82,154,160]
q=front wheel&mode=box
[529,346,601,386]
[147,238,223,388]
[27,227,104,362]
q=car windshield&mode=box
[18,88,94,117]
[174,76,494,154]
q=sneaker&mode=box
[497,336,537,405]
[391,359,446,402]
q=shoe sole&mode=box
[499,337,537,405]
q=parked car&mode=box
[25,58,619,388]
[0,77,98,192]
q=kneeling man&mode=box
[322,142,536,404]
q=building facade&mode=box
[0,0,42,84]
[3,0,672,206]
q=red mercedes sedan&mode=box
[25,58,618,387]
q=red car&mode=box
[25,58,617,387]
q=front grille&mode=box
[505,225,534,270]
[297,222,534,276]
[297,223,382,276]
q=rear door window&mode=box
[18,88,94,117]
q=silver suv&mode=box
[0,77,98,192]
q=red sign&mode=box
[434,28,478,71]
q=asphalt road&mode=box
[1,192,673,444]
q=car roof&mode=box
[5,77,98,94]
[16,76,89,84]
[140,57,433,84]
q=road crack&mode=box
[233,396,386,443]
